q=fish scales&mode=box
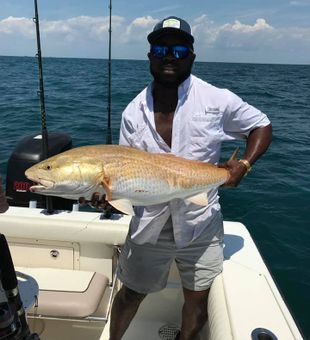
[25,145,230,215]
[98,146,227,190]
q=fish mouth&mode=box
[28,178,55,192]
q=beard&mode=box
[149,62,192,88]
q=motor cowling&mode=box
[5,132,75,210]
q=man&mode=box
[109,16,272,340]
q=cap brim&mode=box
[147,28,194,45]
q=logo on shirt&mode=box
[205,107,220,114]
[192,107,221,122]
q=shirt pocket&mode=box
[190,110,223,137]
[189,111,223,157]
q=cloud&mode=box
[193,16,275,53]
[221,18,273,33]
[41,15,127,46]
[124,16,157,43]
[215,19,274,51]
[193,15,310,59]
[0,16,34,37]
[150,5,182,14]
[289,1,310,6]
[0,15,128,57]
[0,14,309,63]
[192,15,220,47]
[0,15,124,42]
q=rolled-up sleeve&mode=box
[223,90,270,139]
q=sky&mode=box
[0,0,310,64]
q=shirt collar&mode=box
[178,74,192,99]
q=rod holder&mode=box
[251,328,278,340]
[72,203,79,212]
[29,200,37,209]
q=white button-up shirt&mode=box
[119,74,270,248]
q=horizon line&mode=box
[0,54,309,67]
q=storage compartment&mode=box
[8,239,80,270]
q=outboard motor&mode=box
[5,132,75,210]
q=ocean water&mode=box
[0,56,309,337]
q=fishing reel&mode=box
[0,234,40,340]
[0,300,18,339]
[0,301,38,340]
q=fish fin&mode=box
[229,147,239,161]
[101,177,112,201]
[186,192,209,206]
[108,199,135,216]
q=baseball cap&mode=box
[147,16,194,45]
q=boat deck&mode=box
[0,207,304,339]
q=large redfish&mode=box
[25,145,230,215]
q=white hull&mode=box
[0,206,303,340]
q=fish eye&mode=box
[46,165,51,170]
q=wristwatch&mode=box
[238,159,252,176]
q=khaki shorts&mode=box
[117,215,224,294]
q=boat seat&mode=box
[16,267,109,318]
[208,261,299,340]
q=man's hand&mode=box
[78,193,115,217]
[219,125,272,188]
[218,159,248,188]
[78,192,108,209]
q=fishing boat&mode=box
[0,205,304,340]
[0,1,304,340]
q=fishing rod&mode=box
[0,234,40,339]
[106,0,113,144]
[0,176,9,213]
[33,0,53,213]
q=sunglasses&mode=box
[150,45,192,59]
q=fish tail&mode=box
[229,147,239,161]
